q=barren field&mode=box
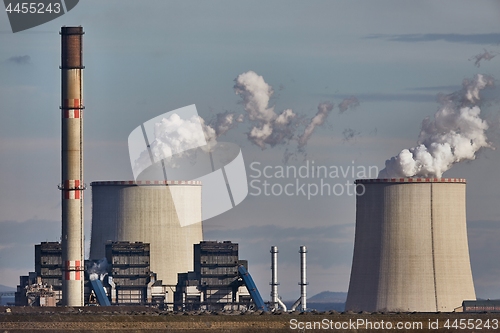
[1,306,499,332]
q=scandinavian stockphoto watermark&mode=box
[249,161,378,200]
[3,0,80,33]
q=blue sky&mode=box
[1,1,500,301]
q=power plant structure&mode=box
[21,26,485,313]
[346,178,476,312]
[58,26,85,306]
[290,246,308,312]
[89,181,203,287]
[269,246,287,312]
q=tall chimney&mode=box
[59,26,85,306]
[299,245,307,312]
[270,246,279,311]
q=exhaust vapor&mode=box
[379,74,494,178]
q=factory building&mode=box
[15,242,62,306]
[175,241,253,311]
[89,181,203,287]
[346,178,476,312]
[34,242,63,302]
[104,241,152,305]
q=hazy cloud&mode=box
[7,55,30,65]
[470,49,496,67]
[342,128,360,142]
[204,224,354,269]
[325,93,437,103]
[406,85,461,92]
[338,96,359,114]
[365,33,500,45]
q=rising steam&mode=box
[234,71,297,148]
[298,102,334,148]
[338,96,360,113]
[379,74,494,178]
[133,70,349,174]
[470,49,496,68]
[87,258,109,281]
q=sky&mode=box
[1,1,500,301]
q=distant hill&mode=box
[308,291,347,303]
[283,291,347,312]
[0,284,16,292]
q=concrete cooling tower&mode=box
[345,178,475,312]
[89,181,203,286]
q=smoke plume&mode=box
[342,128,360,142]
[470,49,496,68]
[298,102,334,148]
[87,258,109,281]
[132,113,217,173]
[7,55,30,65]
[152,113,216,160]
[379,74,494,178]
[338,96,360,113]
[211,111,235,136]
[234,71,297,148]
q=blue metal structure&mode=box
[90,279,111,306]
[238,265,267,311]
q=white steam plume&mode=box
[152,113,216,159]
[338,96,360,113]
[298,102,334,148]
[234,71,297,148]
[133,113,217,172]
[379,74,494,178]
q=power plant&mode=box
[10,26,488,315]
[58,26,85,307]
[346,178,476,312]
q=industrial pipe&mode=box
[299,245,307,311]
[270,246,279,311]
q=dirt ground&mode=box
[0,306,499,332]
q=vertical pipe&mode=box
[60,26,85,306]
[299,246,307,311]
[270,246,279,311]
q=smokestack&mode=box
[291,246,308,312]
[59,26,85,306]
[269,246,287,311]
[270,246,279,311]
[299,245,307,312]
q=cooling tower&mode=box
[89,181,203,286]
[345,178,476,312]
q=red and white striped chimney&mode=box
[59,26,85,306]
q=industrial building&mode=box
[174,241,254,311]
[15,242,62,306]
[34,242,63,302]
[104,241,152,305]
[89,181,203,288]
[346,178,476,312]
[15,242,63,306]
[460,300,500,312]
